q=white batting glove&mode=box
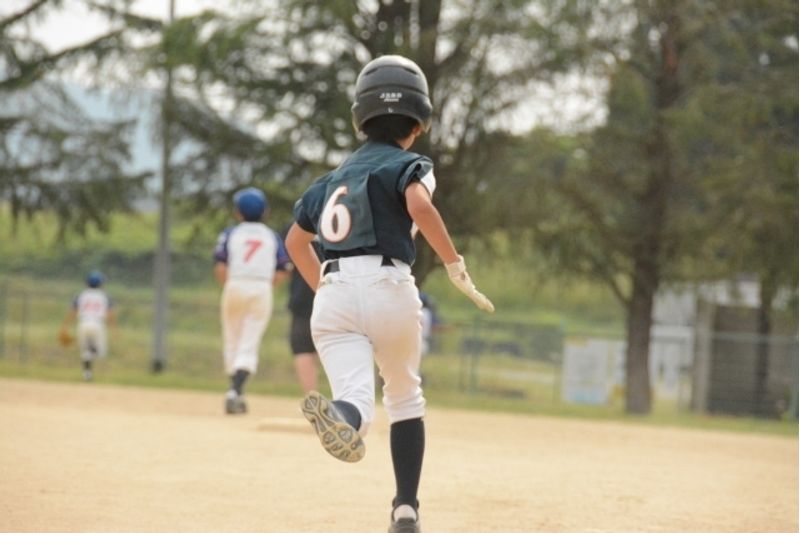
[445,256,495,313]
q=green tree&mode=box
[518,0,797,414]
[92,0,598,275]
[0,0,148,239]
[676,1,798,414]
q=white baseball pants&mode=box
[78,321,107,361]
[311,255,425,435]
[221,279,273,375]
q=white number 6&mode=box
[320,185,351,243]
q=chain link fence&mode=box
[1,278,796,418]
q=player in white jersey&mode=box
[213,187,290,414]
[60,270,115,381]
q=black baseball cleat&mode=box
[388,505,421,533]
[225,395,247,415]
[300,391,365,463]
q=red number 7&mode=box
[244,239,263,262]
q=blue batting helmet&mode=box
[234,187,267,221]
[86,270,104,288]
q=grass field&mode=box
[0,208,797,438]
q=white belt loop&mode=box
[320,259,332,273]
[320,259,335,277]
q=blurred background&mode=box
[1,0,797,427]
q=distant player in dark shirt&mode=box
[287,238,322,394]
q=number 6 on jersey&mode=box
[320,185,351,243]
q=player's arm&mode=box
[61,308,77,329]
[59,306,77,346]
[214,262,228,285]
[273,231,292,287]
[212,229,231,286]
[405,182,459,264]
[285,222,321,292]
[405,182,494,313]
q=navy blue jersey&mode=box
[293,141,435,265]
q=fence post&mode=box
[790,339,799,420]
[459,316,483,394]
[0,279,6,358]
[19,289,29,362]
[469,316,482,394]
[691,300,714,413]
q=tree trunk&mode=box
[624,4,681,414]
[412,241,436,287]
[625,256,656,414]
[753,274,776,416]
[410,0,442,286]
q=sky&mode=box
[6,0,218,52]
[4,0,606,134]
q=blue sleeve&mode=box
[274,230,291,271]
[213,227,234,263]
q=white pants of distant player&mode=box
[311,255,425,436]
[221,279,273,375]
[78,320,107,361]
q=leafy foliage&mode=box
[0,1,148,238]
[490,0,797,413]
[2,1,795,415]
[85,0,600,277]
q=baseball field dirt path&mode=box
[0,378,796,532]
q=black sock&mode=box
[390,418,425,510]
[332,400,362,431]
[83,361,92,371]
[231,369,250,395]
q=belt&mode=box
[324,255,394,274]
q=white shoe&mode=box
[389,505,420,533]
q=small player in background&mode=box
[60,270,115,382]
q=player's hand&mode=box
[58,327,74,347]
[445,256,495,313]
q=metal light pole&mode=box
[151,0,176,373]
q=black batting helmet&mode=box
[351,55,433,133]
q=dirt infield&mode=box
[0,378,796,533]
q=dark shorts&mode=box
[289,313,316,355]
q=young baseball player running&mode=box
[60,270,115,381]
[214,187,290,414]
[285,55,494,533]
